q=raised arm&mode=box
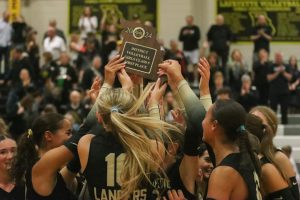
[159,60,206,194]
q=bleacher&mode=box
[274,114,300,169]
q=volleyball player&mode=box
[159,59,262,199]
[246,113,296,199]
[250,106,299,199]
[11,113,75,200]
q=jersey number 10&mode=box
[105,153,126,187]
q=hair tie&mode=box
[237,125,246,134]
[111,106,119,113]
[27,129,33,139]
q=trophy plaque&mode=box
[119,19,164,80]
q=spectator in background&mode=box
[207,14,232,68]
[267,52,292,124]
[179,15,201,85]
[252,49,270,105]
[69,33,83,65]
[76,38,99,71]
[81,56,102,91]
[207,52,224,90]
[6,46,33,86]
[216,86,232,100]
[101,23,119,66]
[226,49,249,97]
[64,90,87,127]
[169,39,187,77]
[43,19,66,43]
[288,56,300,111]
[250,15,272,61]
[54,52,77,107]
[11,15,27,48]
[0,11,12,79]
[211,71,226,101]
[78,6,98,39]
[43,26,66,60]
[6,68,37,140]
[237,74,259,112]
[26,30,40,82]
[39,52,58,85]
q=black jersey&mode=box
[83,133,170,200]
[217,153,262,200]
[167,160,197,200]
[260,157,296,200]
[0,184,25,200]
[25,168,77,200]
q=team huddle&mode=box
[0,55,299,200]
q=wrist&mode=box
[200,89,210,96]
[103,80,113,87]
[169,76,184,90]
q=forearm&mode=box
[174,80,206,134]
[267,72,279,82]
[250,35,260,41]
[262,33,272,41]
[283,72,292,81]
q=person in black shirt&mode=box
[81,56,102,91]
[250,15,272,61]
[252,49,271,105]
[267,52,292,124]
[54,52,78,107]
[179,15,201,85]
[246,113,297,200]
[207,14,232,68]
[288,56,300,110]
[11,16,27,47]
[202,100,261,199]
[250,106,299,200]
[238,74,259,112]
[11,113,75,200]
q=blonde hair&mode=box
[96,84,179,199]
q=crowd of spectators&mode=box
[0,8,300,141]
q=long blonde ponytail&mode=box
[96,84,179,199]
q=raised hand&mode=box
[87,77,101,103]
[158,60,184,90]
[104,55,125,86]
[148,78,167,106]
[198,57,211,96]
[171,109,186,127]
[117,68,133,92]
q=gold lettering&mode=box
[100,189,108,200]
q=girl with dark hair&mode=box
[159,59,261,199]
[202,99,261,199]
[11,113,75,200]
[0,133,25,200]
[159,58,212,200]
[250,106,299,199]
[246,113,296,199]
